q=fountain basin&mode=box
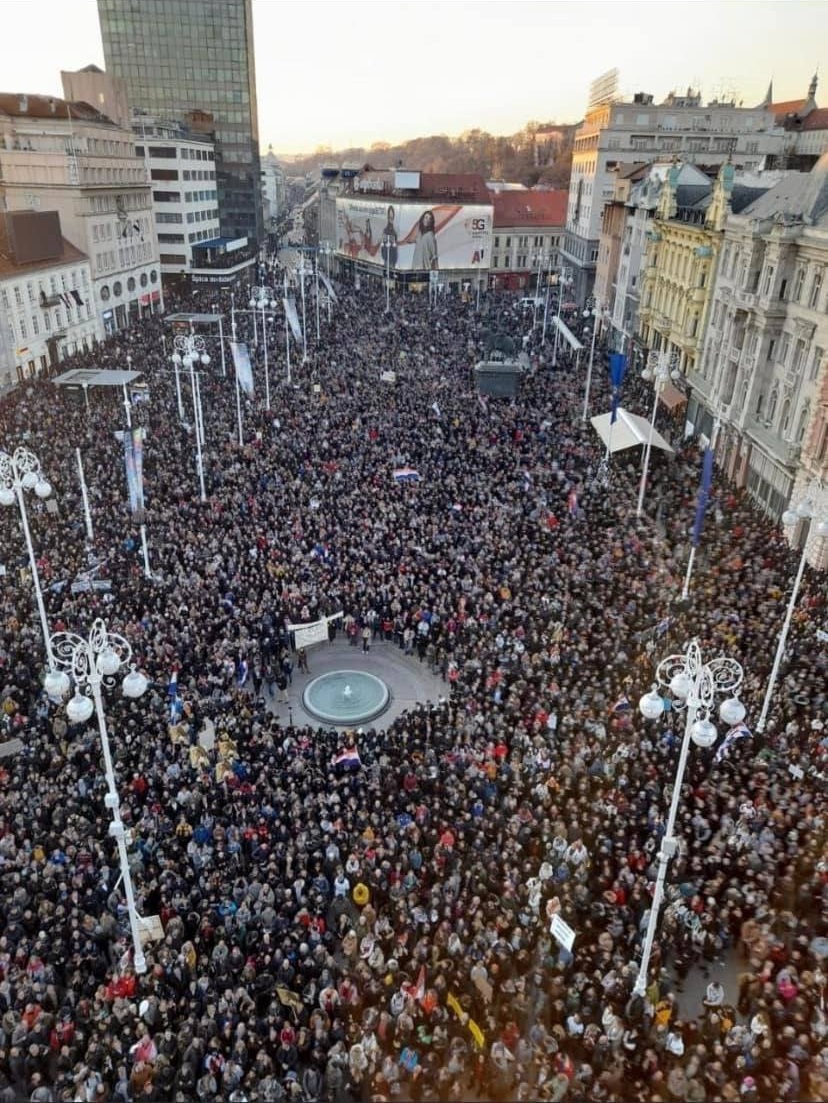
[302,670,391,726]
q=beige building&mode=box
[0,83,161,335]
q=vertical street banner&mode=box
[132,426,145,511]
[231,340,254,397]
[692,446,715,547]
[123,431,138,512]
[283,296,302,343]
[318,271,338,304]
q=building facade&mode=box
[563,85,787,305]
[489,189,567,291]
[98,0,263,244]
[638,163,773,377]
[689,156,828,562]
[261,149,286,235]
[0,210,100,384]
[133,114,220,279]
[0,92,162,336]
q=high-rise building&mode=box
[98,0,262,244]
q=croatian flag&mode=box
[714,722,752,764]
[333,747,362,769]
[401,964,426,1002]
[393,467,421,483]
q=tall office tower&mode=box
[98,0,263,244]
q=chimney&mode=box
[18,94,28,113]
[48,97,56,114]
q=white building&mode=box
[0,209,100,385]
[0,89,162,336]
[690,155,828,558]
[133,114,220,280]
[563,82,787,304]
[260,148,286,233]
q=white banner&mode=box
[283,296,302,344]
[287,612,343,650]
[318,271,338,304]
[231,341,254,396]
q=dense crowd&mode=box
[0,260,825,1103]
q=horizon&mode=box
[0,1,823,156]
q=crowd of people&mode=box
[0,257,825,1103]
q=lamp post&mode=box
[297,260,309,362]
[0,448,54,667]
[313,256,321,340]
[532,250,548,331]
[44,620,150,973]
[172,333,210,502]
[249,285,275,410]
[283,272,292,385]
[580,296,606,423]
[636,349,680,518]
[549,266,573,360]
[756,480,828,734]
[635,639,745,997]
[382,234,393,314]
[230,296,244,447]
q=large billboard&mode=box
[335,198,492,272]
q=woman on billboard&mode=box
[412,209,438,271]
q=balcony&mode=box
[734,288,756,310]
[729,344,744,362]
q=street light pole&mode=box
[636,350,679,518]
[581,296,601,423]
[756,481,827,734]
[230,296,244,447]
[44,620,150,974]
[635,640,745,997]
[0,448,55,667]
[299,261,308,362]
[383,234,392,313]
[283,272,292,385]
[172,333,210,502]
[551,266,572,365]
[250,285,275,411]
[314,256,321,340]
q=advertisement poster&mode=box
[335,198,492,272]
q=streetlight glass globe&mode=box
[796,500,814,519]
[816,520,828,538]
[200,353,211,366]
[781,510,798,526]
[67,691,94,725]
[172,352,182,366]
[34,480,51,499]
[691,718,718,748]
[21,470,38,490]
[669,672,692,700]
[248,298,256,309]
[97,649,121,677]
[0,487,15,507]
[122,667,148,699]
[719,697,746,727]
[641,368,653,382]
[639,689,664,721]
[44,668,71,700]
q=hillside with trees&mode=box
[283,121,575,187]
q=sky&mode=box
[0,0,824,155]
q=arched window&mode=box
[796,402,810,443]
[781,398,791,434]
[767,387,779,423]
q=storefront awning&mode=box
[590,408,675,455]
[659,381,687,412]
[52,369,143,388]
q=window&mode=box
[19,318,27,339]
[31,316,38,335]
[140,273,149,287]
[113,281,123,298]
[762,265,774,296]
[792,267,806,302]
[808,269,822,309]
[14,286,22,307]
[812,347,824,381]
[100,285,110,301]
[127,276,136,292]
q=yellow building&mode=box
[638,162,761,375]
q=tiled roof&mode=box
[0,218,87,279]
[0,93,113,124]
[801,107,828,131]
[418,173,491,204]
[490,189,567,227]
[769,98,809,120]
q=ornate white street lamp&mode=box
[635,639,745,996]
[44,619,150,973]
[172,333,210,501]
[249,285,276,410]
[548,266,573,358]
[0,448,54,666]
[636,349,680,517]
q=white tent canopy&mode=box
[552,315,584,352]
[53,368,143,388]
[590,408,674,455]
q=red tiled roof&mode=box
[0,92,113,124]
[801,107,828,131]
[0,218,87,279]
[418,173,491,204]
[769,98,808,120]
[490,189,567,227]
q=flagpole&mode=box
[682,419,719,600]
[218,315,226,378]
[231,295,243,447]
[76,447,94,543]
[284,273,292,385]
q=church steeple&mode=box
[760,78,773,108]
[809,72,818,100]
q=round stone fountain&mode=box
[302,670,391,726]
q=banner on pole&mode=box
[691,446,714,548]
[132,427,145,511]
[231,341,254,396]
[318,271,338,304]
[283,296,302,343]
[287,612,343,650]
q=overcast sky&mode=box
[0,0,823,154]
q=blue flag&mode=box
[609,353,627,388]
[691,447,714,548]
